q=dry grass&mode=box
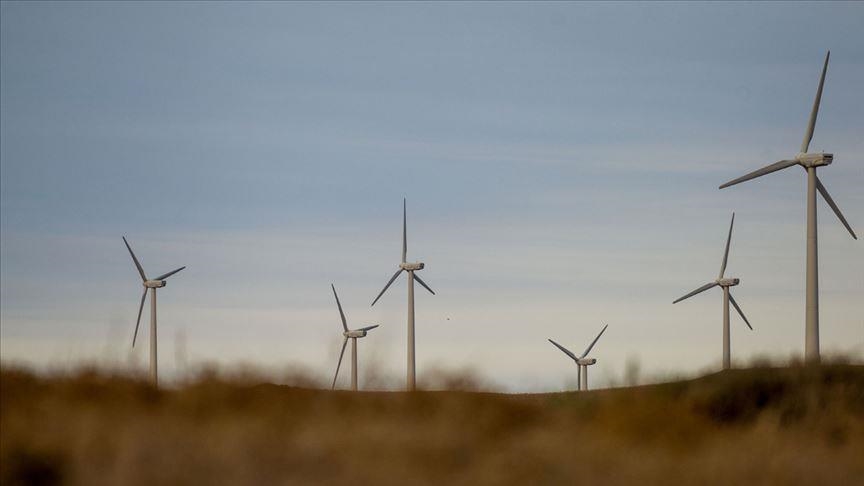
[2,364,863,485]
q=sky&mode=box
[1,1,862,391]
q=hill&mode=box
[2,364,862,485]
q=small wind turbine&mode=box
[719,51,856,363]
[548,324,608,391]
[673,213,753,370]
[330,284,379,391]
[371,198,435,391]
[123,236,185,386]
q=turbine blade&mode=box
[402,198,407,264]
[728,293,753,330]
[718,213,735,279]
[155,266,186,281]
[132,288,148,347]
[358,324,379,332]
[371,269,403,306]
[331,284,348,331]
[673,282,718,304]
[413,273,435,295]
[816,176,857,239]
[801,51,830,154]
[548,338,577,361]
[122,237,147,281]
[718,160,798,189]
[331,337,348,389]
[580,324,608,359]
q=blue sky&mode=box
[2,2,862,390]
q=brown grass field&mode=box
[1,364,863,485]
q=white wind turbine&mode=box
[123,236,185,386]
[330,284,379,391]
[719,52,856,363]
[371,198,435,391]
[548,324,608,391]
[673,213,753,370]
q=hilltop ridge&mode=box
[2,364,862,485]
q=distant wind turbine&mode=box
[548,324,608,391]
[123,236,185,386]
[331,284,379,391]
[719,51,856,363]
[673,213,752,370]
[371,198,435,391]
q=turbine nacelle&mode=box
[400,262,424,271]
[144,280,167,288]
[344,328,374,338]
[717,277,740,287]
[576,358,597,366]
[795,152,833,168]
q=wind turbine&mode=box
[123,236,185,386]
[330,284,379,391]
[548,324,608,391]
[719,52,856,363]
[673,213,753,370]
[371,198,435,391]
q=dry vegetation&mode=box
[1,364,863,485]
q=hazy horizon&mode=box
[2,2,862,391]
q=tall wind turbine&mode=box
[673,213,753,370]
[371,198,435,391]
[548,324,608,391]
[330,284,379,391]
[123,236,185,386]
[719,52,856,363]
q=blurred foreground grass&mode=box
[1,364,863,485]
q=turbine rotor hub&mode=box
[144,280,166,288]
[717,277,740,287]
[344,330,367,338]
[576,358,597,366]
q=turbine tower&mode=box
[673,213,753,370]
[330,284,379,391]
[548,324,608,391]
[123,236,185,386]
[371,198,435,391]
[719,52,856,363]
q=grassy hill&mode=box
[2,364,862,485]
